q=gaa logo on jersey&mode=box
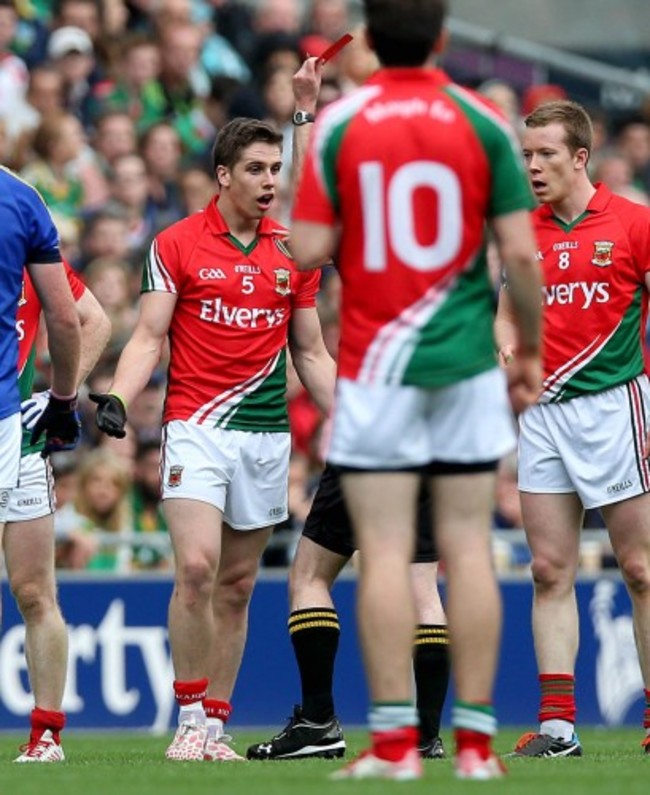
[591,240,614,268]
[274,268,292,296]
[167,465,184,488]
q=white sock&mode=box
[539,719,574,741]
[179,703,205,725]
[206,717,225,740]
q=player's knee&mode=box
[175,558,215,601]
[11,579,52,619]
[530,555,573,591]
[217,571,257,610]
[618,554,650,595]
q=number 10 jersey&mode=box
[294,67,535,388]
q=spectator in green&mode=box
[90,34,167,131]
[155,20,212,156]
[20,111,85,224]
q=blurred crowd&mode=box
[3,0,649,573]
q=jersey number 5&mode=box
[359,161,462,272]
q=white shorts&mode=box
[326,368,516,469]
[6,452,55,523]
[518,376,650,509]
[161,420,291,530]
[0,413,23,524]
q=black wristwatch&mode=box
[292,109,316,126]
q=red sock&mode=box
[204,699,232,722]
[31,707,65,744]
[455,728,491,760]
[371,726,419,762]
[643,689,650,731]
[173,678,208,707]
[538,673,576,724]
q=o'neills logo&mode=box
[274,268,291,296]
[591,240,614,267]
[168,465,183,488]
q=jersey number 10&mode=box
[360,160,462,273]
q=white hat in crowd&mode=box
[48,26,94,59]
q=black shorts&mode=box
[302,464,438,563]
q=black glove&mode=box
[30,393,81,458]
[89,392,127,438]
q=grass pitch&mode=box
[0,728,647,795]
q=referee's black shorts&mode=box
[302,463,438,563]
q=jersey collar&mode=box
[537,181,612,222]
[204,198,281,237]
[585,182,613,213]
[367,66,451,89]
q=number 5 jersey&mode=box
[143,200,320,431]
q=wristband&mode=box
[50,391,78,401]
[109,392,128,410]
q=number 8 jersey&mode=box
[533,183,650,403]
[294,67,535,388]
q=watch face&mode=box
[293,111,315,125]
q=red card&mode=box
[319,33,353,64]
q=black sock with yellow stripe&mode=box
[413,624,450,742]
[289,607,340,723]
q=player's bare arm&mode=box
[22,277,112,435]
[492,209,542,352]
[28,261,80,397]
[492,209,543,413]
[109,291,177,406]
[291,59,337,271]
[292,56,323,185]
[288,306,336,415]
[291,222,339,271]
[75,288,112,385]
[494,286,518,367]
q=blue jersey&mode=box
[0,167,61,419]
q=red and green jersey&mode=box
[18,261,85,455]
[293,66,535,387]
[142,200,320,431]
[535,183,650,403]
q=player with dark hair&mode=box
[91,116,335,762]
[247,34,450,769]
[291,0,542,780]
